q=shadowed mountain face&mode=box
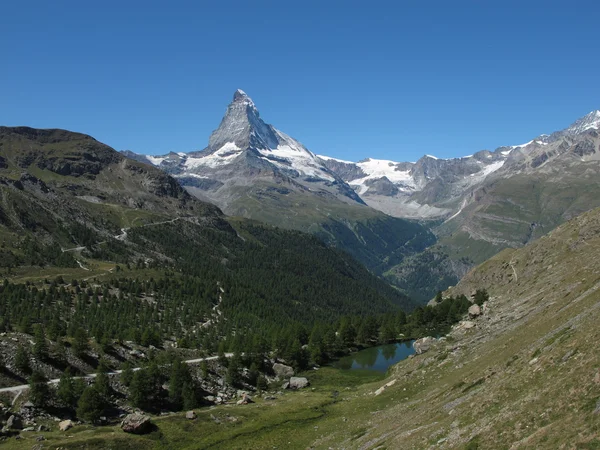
[0,125,416,319]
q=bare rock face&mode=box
[288,377,310,389]
[273,363,294,379]
[468,304,482,317]
[120,413,153,434]
[413,336,436,354]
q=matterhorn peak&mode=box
[206,89,277,153]
[232,88,255,108]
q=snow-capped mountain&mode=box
[318,110,600,218]
[134,89,363,210]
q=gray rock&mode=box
[273,363,294,379]
[282,382,290,390]
[58,420,73,432]
[236,393,253,405]
[468,304,481,317]
[289,377,309,389]
[22,426,35,432]
[5,415,22,430]
[413,336,436,354]
[185,411,197,420]
[120,414,152,434]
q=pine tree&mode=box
[226,353,240,386]
[182,381,197,410]
[168,359,192,410]
[77,386,104,423]
[72,327,89,357]
[28,371,50,408]
[121,361,134,386]
[200,360,208,379]
[95,359,111,399]
[33,325,49,361]
[57,368,77,408]
[15,345,31,374]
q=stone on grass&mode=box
[121,413,153,434]
[58,420,73,432]
[185,410,197,420]
[289,377,309,389]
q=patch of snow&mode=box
[510,140,533,149]
[352,158,417,191]
[425,154,438,160]
[174,173,209,179]
[480,159,505,176]
[260,142,335,182]
[147,156,167,166]
[445,198,468,223]
[317,155,355,164]
[184,142,242,169]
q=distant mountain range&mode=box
[124,91,600,301]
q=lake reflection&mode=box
[332,340,416,372]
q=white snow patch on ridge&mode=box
[351,158,417,191]
[184,142,242,169]
[147,155,167,166]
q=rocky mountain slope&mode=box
[325,110,600,301]
[303,205,600,448]
[124,91,435,282]
[0,125,414,315]
[11,205,599,449]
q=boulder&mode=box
[58,420,73,432]
[120,414,152,434]
[468,304,481,317]
[461,321,475,329]
[374,379,397,396]
[289,377,309,389]
[281,382,290,390]
[4,415,23,430]
[236,393,253,405]
[413,337,436,355]
[185,411,197,420]
[273,363,294,379]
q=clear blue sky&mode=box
[1,1,599,162]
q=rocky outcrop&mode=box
[120,414,153,434]
[273,363,294,379]
[413,336,436,355]
[468,304,481,317]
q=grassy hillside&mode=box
[25,205,599,449]
[188,179,437,289]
